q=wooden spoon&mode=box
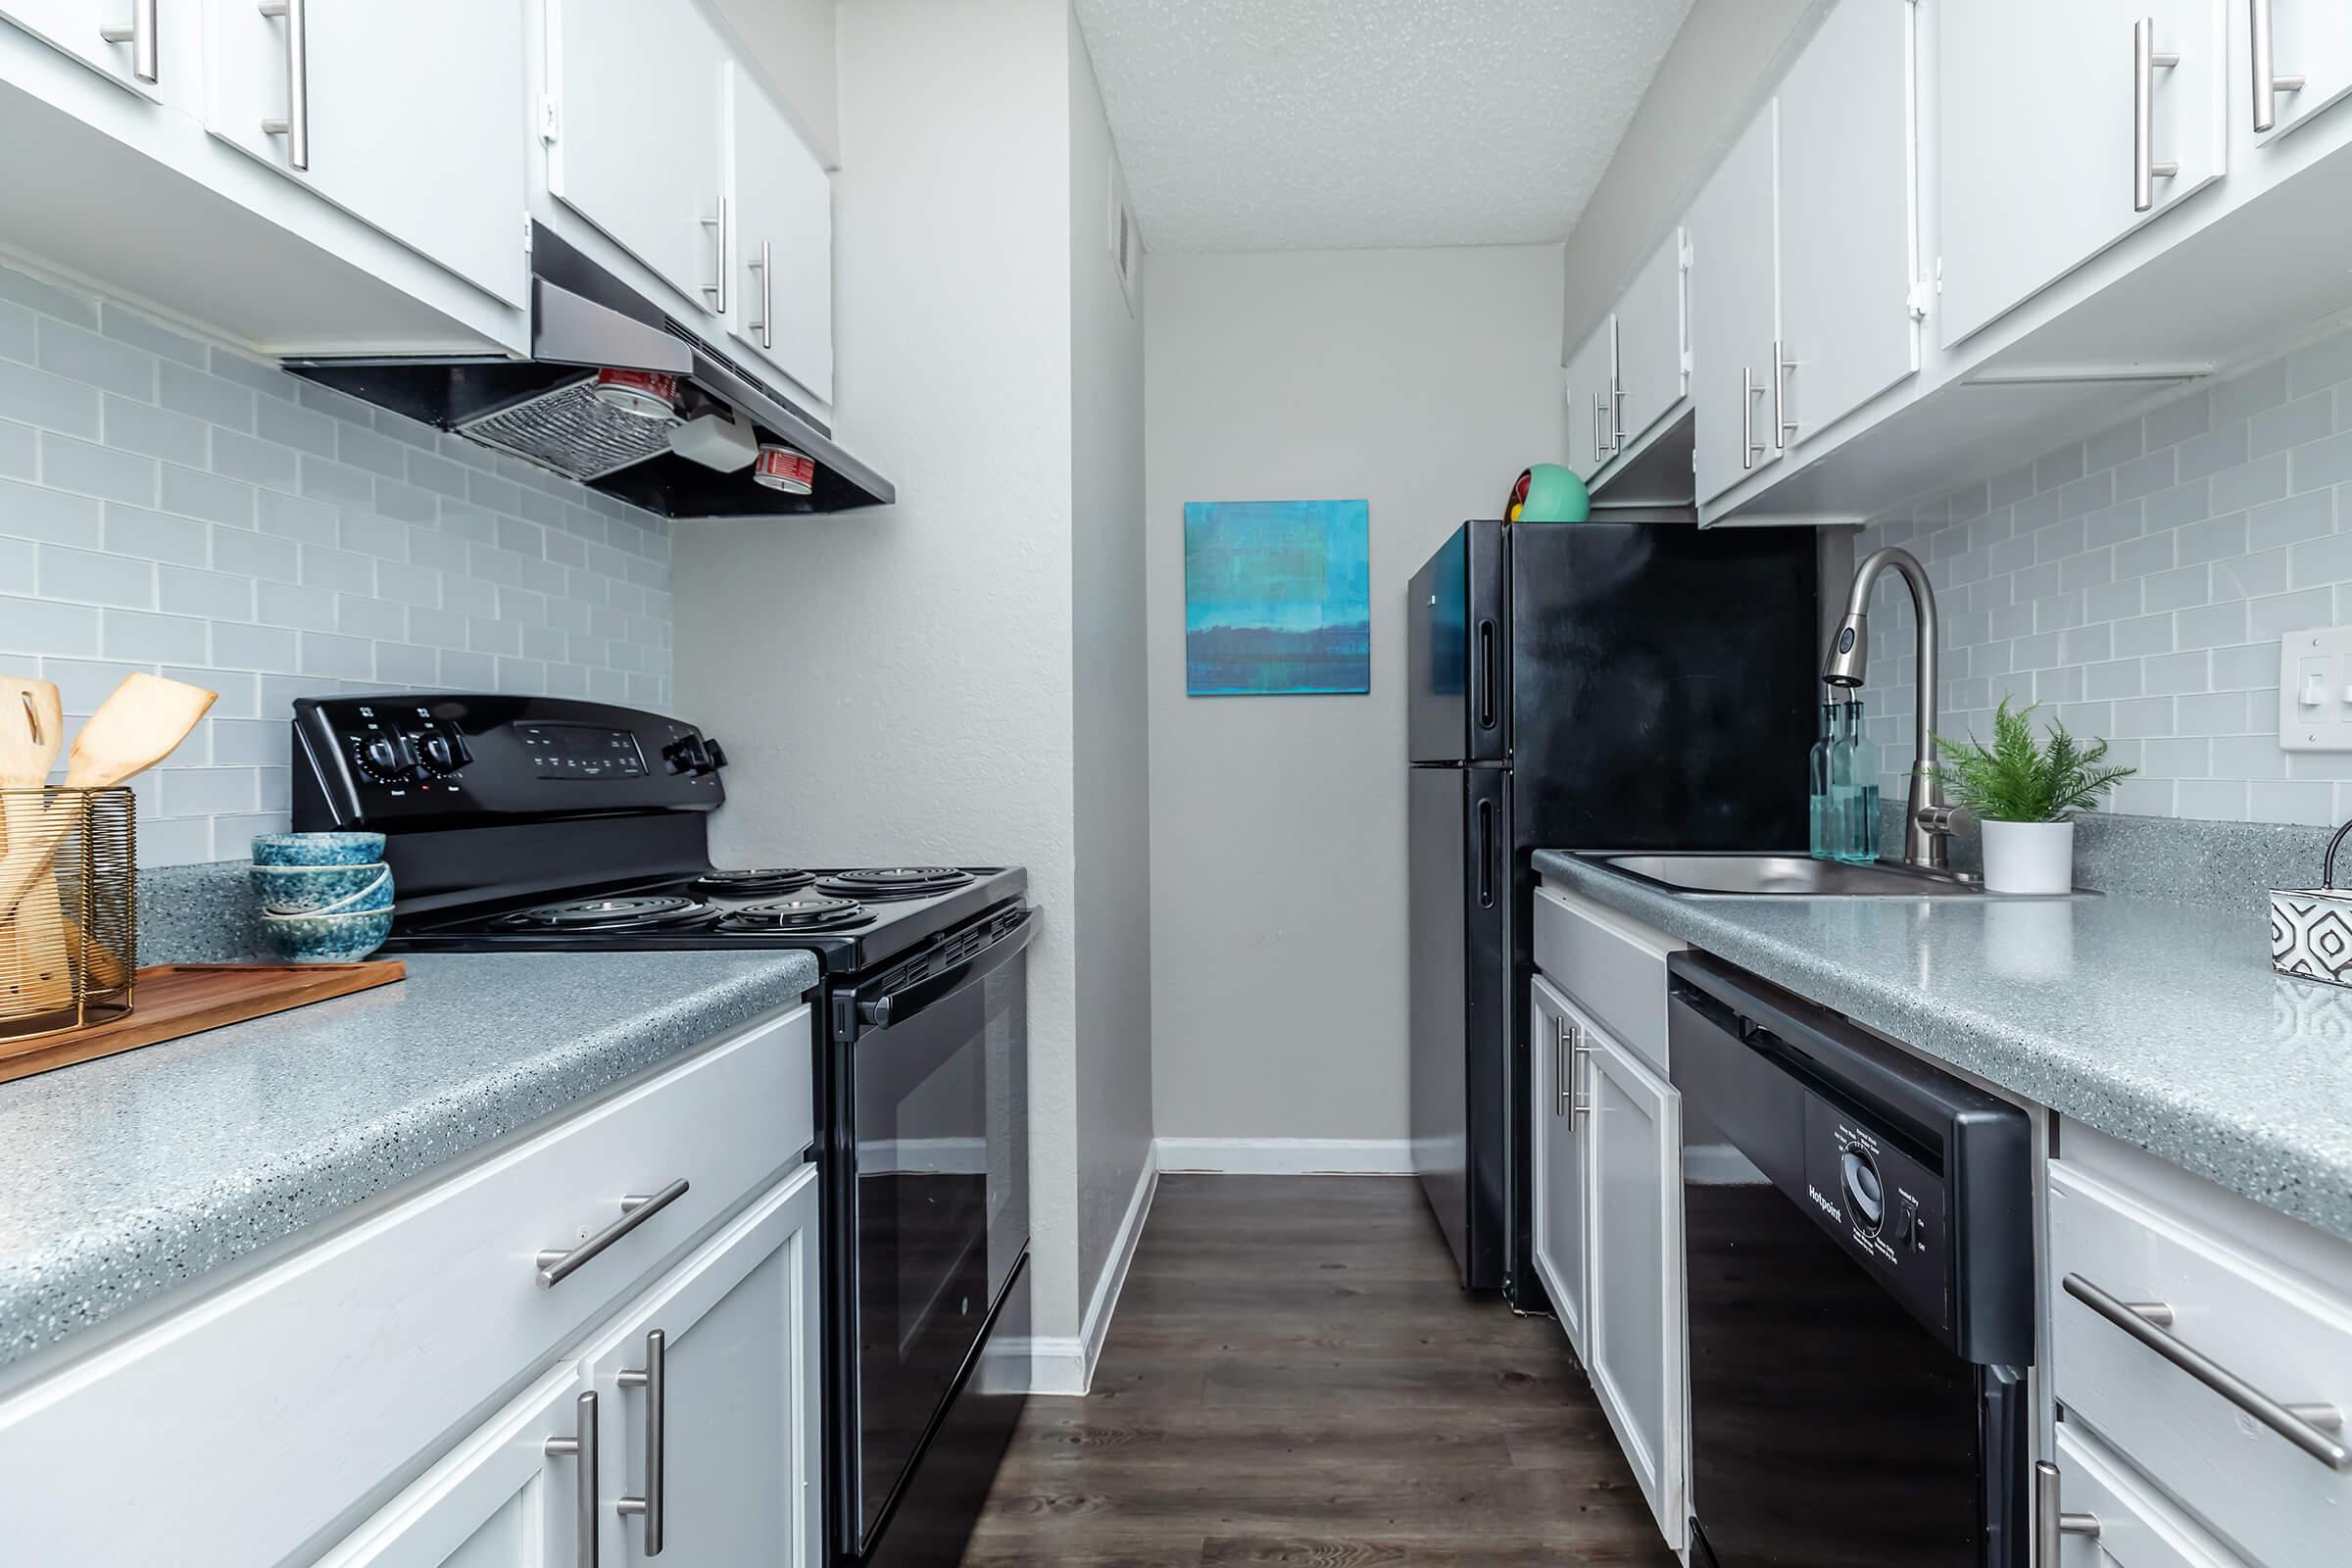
[0,674,218,930]
[0,678,72,1011]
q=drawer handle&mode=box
[2249,0,2306,134]
[616,1329,667,1555]
[2132,19,2180,213]
[2033,1459,2102,1564]
[97,0,158,83]
[537,1179,691,1288]
[543,1390,599,1568]
[2063,1273,2351,1472]
[257,0,309,172]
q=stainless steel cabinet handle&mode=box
[2249,0,2307,133]
[1740,368,1764,469]
[258,0,309,172]
[1773,340,1797,448]
[2033,1460,2103,1564]
[97,0,158,83]
[616,1329,667,1555]
[2062,1273,2351,1471]
[543,1391,600,1568]
[2132,19,2180,213]
[1551,1016,1566,1118]
[1608,377,1626,455]
[537,1178,691,1288]
[1571,1025,1592,1119]
[747,239,773,349]
[700,200,729,315]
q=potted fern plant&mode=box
[1928,698,2135,894]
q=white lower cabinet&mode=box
[1581,1015,1684,1551]
[0,1007,817,1568]
[327,1164,822,1568]
[1529,973,1588,1356]
[1530,946,1688,1555]
[579,1166,822,1568]
[315,1368,593,1568]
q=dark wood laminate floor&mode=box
[960,1175,1679,1567]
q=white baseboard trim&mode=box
[1154,1137,1416,1175]
[1028,1141,1160,1396]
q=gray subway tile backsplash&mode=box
[1856,323,2351,826]
[0,258,673,865]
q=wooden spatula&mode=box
[0,673,217,930]
[0,677,72,1011]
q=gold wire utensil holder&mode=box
[0,787,136,1042]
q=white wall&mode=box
[1067,15,1154,1303]
[1144,246,1565,1148]
[1558,0,1816,360]
[710,0,841,166]
[674,0,1152,1368]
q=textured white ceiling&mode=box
[1073,0,1697,253]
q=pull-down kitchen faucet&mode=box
[1822,546,1968,872]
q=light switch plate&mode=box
[2278,628,2352,751]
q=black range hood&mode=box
[282,224,894,517]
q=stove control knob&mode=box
[356,734,408,782]
[413,730,467,774]
[662,735,721,776]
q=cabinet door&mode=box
[1687,103,1781,506]
[1583,1022,1685,1552]
[2244,0,2352,145]
[202,0,529,305]
[1529,974,1588,1356]
[317,1369,588,1568]
[1613,228,1687,452]
[1563,319,1613,481]
[727,63,833,402]
[549,0,728,314]
[1778,0,1918,447]
[3,0,178,102]
[583,1165,821,1568]
[1938,0,2226,348]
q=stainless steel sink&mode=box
[1587,852,1989,898]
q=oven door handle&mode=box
[855,906,1038,1032]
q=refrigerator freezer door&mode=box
[1407,521,1507,765]
[1409,762,1510,1290]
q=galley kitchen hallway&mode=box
[960,1176,1676,1566]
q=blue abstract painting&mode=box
[1184,500,1370,697]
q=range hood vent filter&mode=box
[456,373,684,482]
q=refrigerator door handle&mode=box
[1475,797,1494,908]
[1476,619,1497,733]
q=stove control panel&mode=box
[293,695,725,829]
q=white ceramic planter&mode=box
[1981,819,2074,895]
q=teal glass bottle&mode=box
[1833,699,1881,864]
[1808,699,1837,859]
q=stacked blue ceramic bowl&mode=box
[251,833,394,961]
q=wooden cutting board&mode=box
[0,961,407,1085]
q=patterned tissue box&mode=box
[2273,888,2352,989]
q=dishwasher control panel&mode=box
[1803,1098,1950,1335]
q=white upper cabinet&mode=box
[1688,103,1782,507]
[1612,227,1687,455]
[2,0,184,104]
[202,0,529,307]
[548,0,729,316]
[2240,0,2352,146]
[1937,0,2227,349]
[1776,0,1918,447]
[726,61,833,402]
[1564,317,1613,482]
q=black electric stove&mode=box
[289,693,1034,1568]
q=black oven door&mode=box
[838,905,1034,1554]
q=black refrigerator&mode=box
[1406,518,1818,1299]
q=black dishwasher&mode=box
[1667,952,2034,1568]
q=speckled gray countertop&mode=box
[1534,850,2352,1247]
[0,950,819,1370]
